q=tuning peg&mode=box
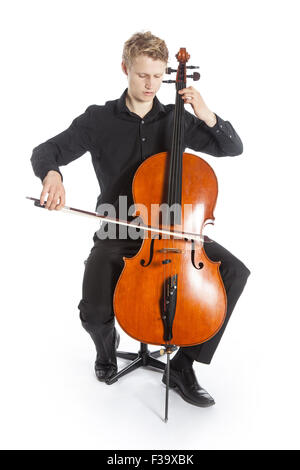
[186,66,199,69]
[186,72,201,81]
[165,67,177,74]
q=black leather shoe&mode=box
[162,366,215,407]
[95,363,117,382]
[95,329,120,382]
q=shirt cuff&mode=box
[203,113,233,140]
[39,167,63,183]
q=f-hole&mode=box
[140,234,161,267]
[191,239,204,270]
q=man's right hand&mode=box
[40,170,66,210]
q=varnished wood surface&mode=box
[113,152,227,347]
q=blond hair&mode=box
[122,31,169,68]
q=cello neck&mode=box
[167,54,188,223]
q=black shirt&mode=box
[30,87,243,217]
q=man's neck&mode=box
[125,90,154,118]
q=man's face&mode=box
[121,55,166,102]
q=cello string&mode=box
[165,75,180,326]
[174,74,185,310]
[177,77,185,306]
[173,79,183,224]
[168,80,179,297]
[174,76,185,315]
[163,74,178,332]
[171,78,182,295]
[170,84,179,212]
[172,80,180,292]
[173,80,181,218]
[169,81,180,209]
[168,78,181,299]
[175,66,186,319]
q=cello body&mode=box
[113,150,227,346]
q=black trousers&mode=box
[78,231,251,365]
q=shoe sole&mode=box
[162,376,215,408]
[96,367,118,383]
[96,374,108,382]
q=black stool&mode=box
[106,342,177,385]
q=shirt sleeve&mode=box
[30,105,96,182]
[184,110,243,157]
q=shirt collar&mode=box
[115,88,167,119]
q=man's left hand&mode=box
[178,86,217,127]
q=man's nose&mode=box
[145,79,153,89]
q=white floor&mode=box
[1,297,299,450]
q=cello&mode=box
[113,48,227,418]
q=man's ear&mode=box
[121,61,128,76]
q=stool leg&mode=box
[107,356,143,384]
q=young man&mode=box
[31,31,250,408]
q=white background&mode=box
[1,0,299,450]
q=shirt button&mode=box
[142,137,146,142]
[229,135,232,138]
[141,120,145,124]
[220,124,223,128]
[216,130,220,134]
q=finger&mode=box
[45,190,55,209]
[180,91,195,99]
[49,193,60,210]
[178,86,193,94]
[40,185,50,205]
[55,197,62,210]
[183,96,193,103]
[55,192,65,210]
